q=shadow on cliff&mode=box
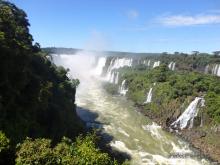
[77,106,131,163]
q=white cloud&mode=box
[158,14,220,26]
[127,10,139,19]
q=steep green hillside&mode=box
[0,1,120,164]
[0,0,83,144]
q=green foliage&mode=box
[116,65,220,124]
[103,82,119,95]
[0,131,13,165]
[0,1,84,145]
[68,134,115,165]
[149,64,170,82]
[16,138,56,165]
[205,92,220,123]
[0,1,122,164]
[0,131,9,153]
[16,134,119,165]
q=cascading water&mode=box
[93,57,107,76]
[168,62,176,71]
[119,80,128,95]
[106,57,132,81]
[171,97,205,130]
[115,72,119,84]
[143,60,151,66]
[212,64,220,77]
[153,61,160,68]
[144,88,153,104]
[109,71,119,84]
[53,53,211,165]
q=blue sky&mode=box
[10,0,220,53]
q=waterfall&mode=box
[93,57,106,76]
[144,88,153,104]
[106,57,133,81]
[153,61,160,68]
[171,97,205,130]
[119,80,128,95]
[168,62,175,71]
[216,65,220,76]
[212,64,220,77]
[147,60,151,66]
[109,71,115,83]
[109,71,119,84]
[143,60,151,66]
[115,72,119,84]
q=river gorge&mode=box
[52,52,213,165]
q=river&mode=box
[53,53,211,165]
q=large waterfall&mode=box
[53,53,210,165]
[171,97,205,130]
[106,57,132,82]
[144,88,153,104]
[93,57,107,76]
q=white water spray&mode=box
[106,57,132,81]
[53,53,211,165]
[93,57,106,76]
[171,97,205,130]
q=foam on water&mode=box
[110,140,133,155]
[142,122,162,139]
[118,127,130,137]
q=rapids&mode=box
[52,53,211,165]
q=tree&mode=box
[213,51,220,57]
[192,51,199,56]
[174,52,179,55]
[16,134,119,165]
[16,138,56,165]
[0,0,84,145]
[0,131,9,153]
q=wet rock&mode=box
[193,130,207,138]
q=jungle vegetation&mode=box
[0,1,120,164]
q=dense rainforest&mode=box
[0,1,121,164]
